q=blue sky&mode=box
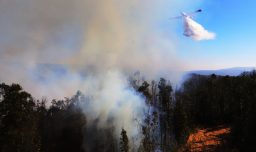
[175,0,256,70]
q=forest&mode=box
[1,70,256,152]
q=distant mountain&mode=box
[188,67,256,76]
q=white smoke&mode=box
[79,70,146,144]
[184,16,216,41]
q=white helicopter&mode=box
[171,9,215,40]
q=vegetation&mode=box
[120,128,129,152]
[1,70,256,151]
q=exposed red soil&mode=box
[185,126,231,152]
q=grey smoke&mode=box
[0,0,202,147]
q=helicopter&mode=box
[171,9,215,40]
[171,9,202,19]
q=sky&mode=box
[175,0,256,70]
[0,0,255,99]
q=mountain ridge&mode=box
[187,67,256,76]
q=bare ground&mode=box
[180,126,231,152]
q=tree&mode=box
[173,93,188,145]
[40,96,86,152]
[158,78,173,151]
[120,128,129,152]
[0,83,40,152]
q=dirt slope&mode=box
[184,126,231,152]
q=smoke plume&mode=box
[0,0,202,148]
[78,70,147,148]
